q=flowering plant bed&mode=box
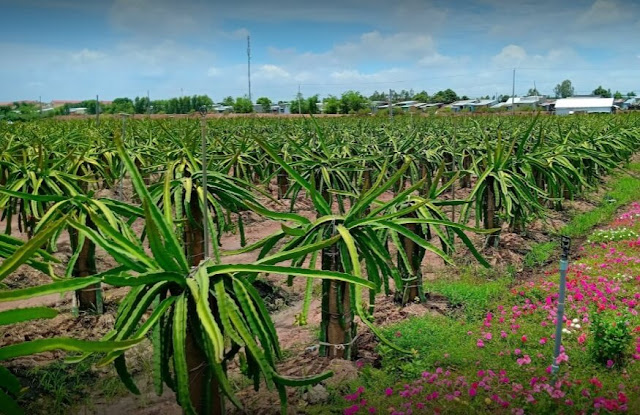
[336,202,640,414]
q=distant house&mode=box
[491,96,544,110]
[450,99,496,112]
[449,100,476,112]
[554,97,614,115]
[69,107,87,115]
[621,98,638,110]
[212,104,233,114]
[272,102,291,115]
[538,99,557,112]
[252,104,264,113]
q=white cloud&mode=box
[418,52,467,67]
[207,66,220,77]
[254,64,291,80]
[332,31,435,62]
[491,44,581,69]
[221,28,250,40]
[268,30,460,70]
[70,48,106,64]
[578,0,624,26]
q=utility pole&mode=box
[512,69,516,116]
[96,95,100,126]
[298,84,302,114]
[389,89,393,120]
[247,35,252,103]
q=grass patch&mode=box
[17,358,99,415]
[523,241,558,268]
[425,272,512,321]
[16,355,135,414]
[562,162,640,237]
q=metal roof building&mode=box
[554,97,614,115]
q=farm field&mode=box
[1,113,640,415]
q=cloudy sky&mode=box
[1,0,639,102]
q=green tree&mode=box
[628,92,637,97]
[323,95,340,114]
[79,100,98,115]
[369,91,388,101]
[339,90,367,114]
[109,98,135,114]
[431,89,458,104]
[290,92,309,114]
[592,86,612,98]
[221,96,234,107]
[233,97,254,113]
[256,97,272,113]
[397,89,413,101]
[307,94,320,114]
[554,80,574,98]
[527,87,540,96]
[613,91,623,100]
[413,90,429,102]
[133,96,150,114]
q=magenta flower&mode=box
[516,355,532,366]
[385,388,393,397]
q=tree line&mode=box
[2,80,637,120]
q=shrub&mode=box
[589,310,632,367]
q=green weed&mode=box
[523,242,558,268]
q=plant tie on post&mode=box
[306,334,360,353]
[551,236,571,375]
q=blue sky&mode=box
[1,0,639,102]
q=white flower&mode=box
[572,318,579,324]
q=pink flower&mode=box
[485,332,493,340]
[368,408,376,414]
[556,352,569,364]
[516,355,532,366]
[385,388,393,397]
[539,337,547,345]
[344,404,360,415]
[578,333,586,344]
[477,339,485,348]
[469,388,477,397]
[607,360,615,368]
[501,331,507,338]
[514,348,522,355]
[521,335,527,343]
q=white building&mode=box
[554,97,614,115]
[491,96,544,110]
